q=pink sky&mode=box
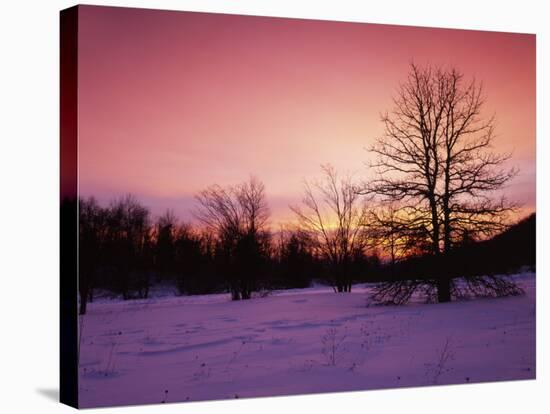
[77,5,536,225]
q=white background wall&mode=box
[0,0,547,413]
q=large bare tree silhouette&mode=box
[366,63,520,303]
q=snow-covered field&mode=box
[78,273,536,408]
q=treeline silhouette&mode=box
[71,193,382,314]
[67,189,534,315]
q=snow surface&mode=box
[78,273,536,408]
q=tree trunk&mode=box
[79,273,90,315]
[436,277,451,303]
[79,289,88,315]
[430,199,440,257]
[443,157,452,255]
[241,288,251,300]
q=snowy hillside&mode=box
[78,273,536,408]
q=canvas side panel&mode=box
[60,5,79,409]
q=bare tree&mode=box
[236,178,270,235]
[154,210,178,280]
[194,176,270,300]
[172,222,205,295]
[275,227,315,288]
[79,197,106,315]
[104,194,152,300]
[291,165,369,292]
[367,63,519,303]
